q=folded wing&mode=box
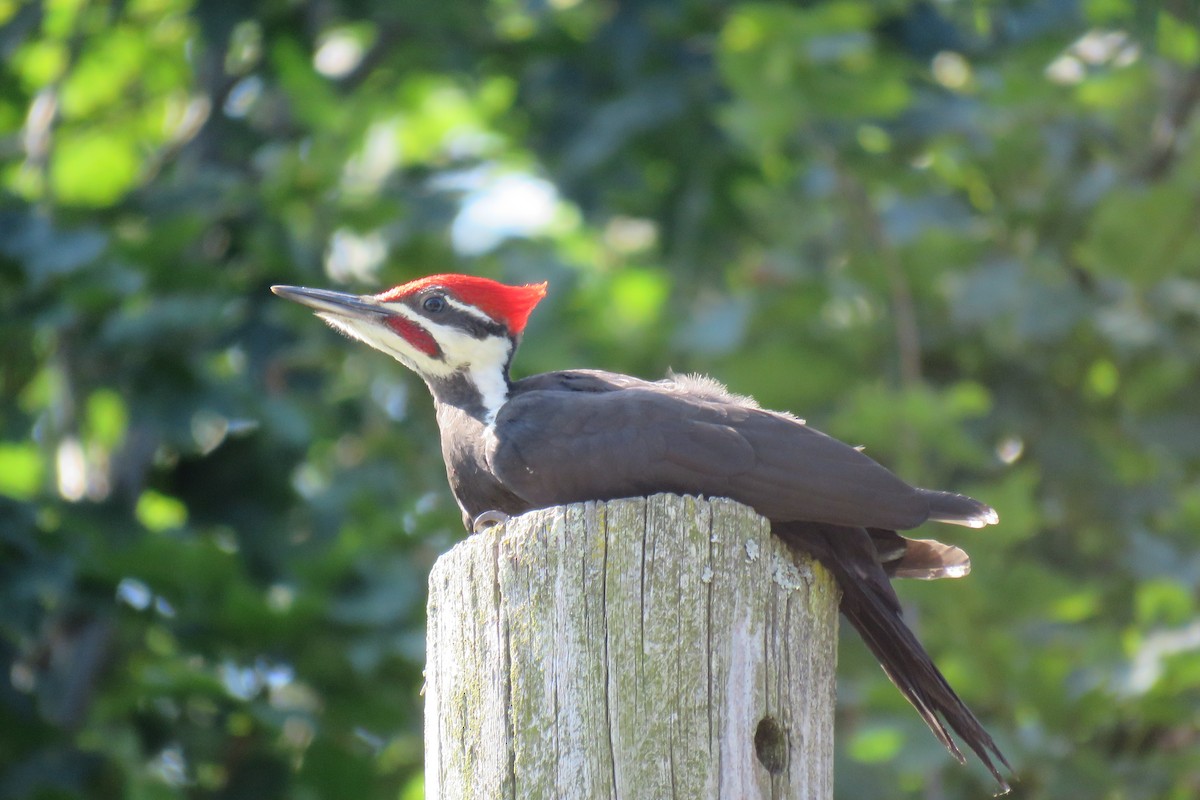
[489,383,991,532]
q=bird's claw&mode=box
[472,510,510,533]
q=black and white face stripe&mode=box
[363,287,517,424]
[401,287,510,341]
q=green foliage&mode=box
[2,0,1200,798]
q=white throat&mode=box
[469,362,509,425]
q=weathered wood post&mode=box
[424,493,839,799]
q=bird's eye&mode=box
[423,295,446,313]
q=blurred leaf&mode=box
[1135,579,1194,627]
[609,268,669,329]
[848,724,905,764]
[1158,11,1199,64]
[0,212,108,284]
[86,389,128,450]
[1051,589,1101,623]
[12,38,68,89]
[1077,183,1200,285]
[398,772,424,800]
[135,490,188,532]
[0,442,43,500]
[51,131,141,207]
[719,2,909,160]
[60,27,148,118]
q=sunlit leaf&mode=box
[848,724,904,764]
[609,268,670,328]
[136,490,188,532]
[12,39,67,89]
[1158,11,1199,64]
[60,27,148,118]
[0,443,43,499]
[87,389,129,450]
[51,131,141,206]
[399,772,424,800]
[1135,579,1193,627]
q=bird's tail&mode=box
[777,521,1012,794]
[868,528,972,580]
[921,488,1000,529]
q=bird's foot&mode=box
[472,510,510,534]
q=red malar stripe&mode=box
[385,316,441,358]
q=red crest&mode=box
[374,273,549,333]
[375,274,548,334]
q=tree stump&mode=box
[424,494,838,799]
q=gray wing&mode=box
[488,385,968,531]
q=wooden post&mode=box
[424,494,839,800]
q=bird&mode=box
[272,273,1011,792]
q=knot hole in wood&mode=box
[754,715,787,775]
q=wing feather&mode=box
[489,385,935,530]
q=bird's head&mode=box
[272,275,547,416]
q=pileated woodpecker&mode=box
[273,274,1011,791]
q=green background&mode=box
[3,0,1199,797]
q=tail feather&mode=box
[921,489,1000,529]
[778,521,1012,794]
[868,529,973,580]
[890,537,972,580]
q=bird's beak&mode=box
[271,285,384,321]
[273,283,444,363]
